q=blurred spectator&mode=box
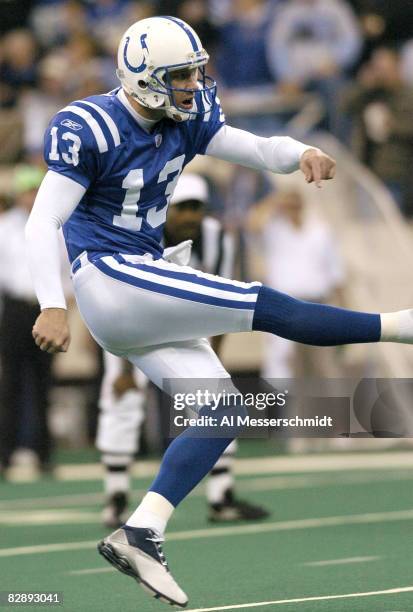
[0,165,53,477]
[0,29,38,109]
[267,0,362,134]
[20,31,110,161]
[247,189,345,379]
[156,0,219,52]
[401,40,413,87]
[0,0,33,35]
[214,0,284,134]
[342,47,413,217]
[268,0,361,83]
[216,0,276,89]
[31,0,88,48]
[208,0,232,23]
[84,0,154,57]
[353,1,413,64]
[20,53,69,162]
[61,32,108,96]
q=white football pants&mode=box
[74,252,258,456]
[72,252,260,388]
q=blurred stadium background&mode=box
[1,1,413,610]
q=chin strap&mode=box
[164,107,189,122]
[164,95,195,122]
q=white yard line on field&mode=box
[5,451,413,483]
[3,467,413,512]
[0,510,101,525]
[2,507,413,557]
[304,555,381,567]
[69,567,115,575]
[184,586,413,612]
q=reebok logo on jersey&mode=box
[61,119,83,131]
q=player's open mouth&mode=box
[179,98,194,110]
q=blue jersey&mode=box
[44,88,225,263]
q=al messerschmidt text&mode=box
[174,415,334,428]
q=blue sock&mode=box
[253,286,381,346]
[149,432,234,507]
[149,401,246,507]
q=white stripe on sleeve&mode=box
[59,105,108,153]
[79,101,121,147]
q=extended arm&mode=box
[205,125,335,186]
[25,170,86,352]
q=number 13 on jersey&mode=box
[114,154,185,231]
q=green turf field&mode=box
[1,451,413,612]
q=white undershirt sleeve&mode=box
[205,124,313,174]
[25,171,86,310]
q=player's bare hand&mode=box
[300,148,336,188]
[113,373,138,398]
[32,308,71,353]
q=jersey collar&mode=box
[117,88,160,134]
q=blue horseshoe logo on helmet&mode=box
[123,34,148,74]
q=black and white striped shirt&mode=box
[166,216,236,278]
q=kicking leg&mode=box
[75,255,413,350]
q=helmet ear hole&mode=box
[138,80,147,89]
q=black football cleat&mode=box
[102,491,129,529]
[208,489,270,522]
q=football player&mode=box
[97,172,269,528]
[26,16,413,608]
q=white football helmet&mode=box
[116,16,216,122]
